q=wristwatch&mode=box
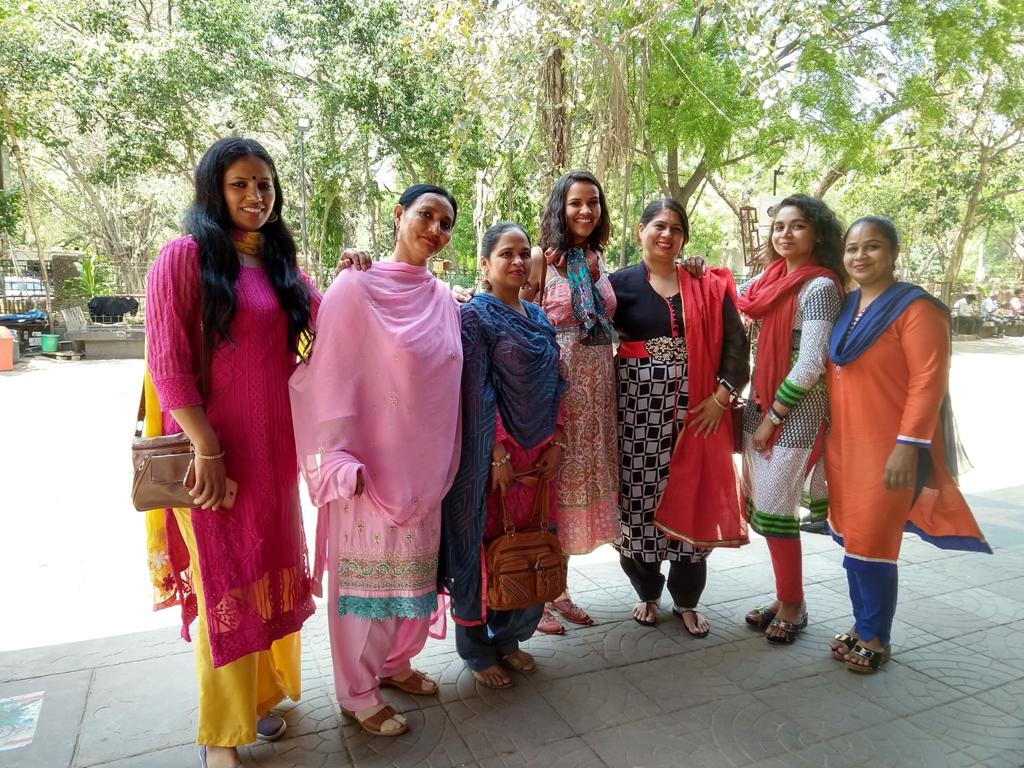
[766,406,785,426]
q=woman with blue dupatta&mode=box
[826,216,991,674]
[440,222,568,689]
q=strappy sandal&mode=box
[672,607,710,638]
[379,668,438,696]
[341,704,408,737]
[547,596,594,626]
[846,644,891,674]
[500,650,537,673]
[765,613,808,644]
[744,604,777,629]
[632,601,658,626]
[830,632,858,662]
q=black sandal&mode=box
[830,632,858,662]
[846,644,891,674]
[632,601,658,626]
[672,607,710,638]
[765,613,808,644]
[744,604,777,629]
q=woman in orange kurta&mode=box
[826,216,990,674]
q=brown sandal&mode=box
[830,632,858,662]
[765,613,808,644]
[500,650,537,673]
[380,668,438,696]
[341,704,408,736]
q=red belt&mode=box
[617,340,651,359]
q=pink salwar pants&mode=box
[326,611,430,711]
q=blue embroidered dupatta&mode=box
[439,293,567,625]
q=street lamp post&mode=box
[297,117,312,276]
[772,166,785,197]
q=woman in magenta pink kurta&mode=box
[147,233,319,665]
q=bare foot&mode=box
[632,601,657,625]
[472,664,513,688]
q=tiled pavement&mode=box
[4,508,1024,768]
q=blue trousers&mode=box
[455,602,544,672]
[846,565,898,646]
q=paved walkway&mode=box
[2,340,1023,767]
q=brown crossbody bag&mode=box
[485,470,568,611]
[130,336,210,512]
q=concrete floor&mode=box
[1,339,1022,768]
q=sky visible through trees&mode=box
[1,0,1022,291]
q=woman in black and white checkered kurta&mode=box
[609,259,748,632]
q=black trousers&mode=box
[619,553,707,608]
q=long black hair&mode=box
[184,136,313,356]
[538,169,611,253]
[638,198,690,245]
[766,194,846,282]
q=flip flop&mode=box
[632,601,658,626]
[672,607,710,638]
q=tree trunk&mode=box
[943,146,990,302]
[0,92,54,331]
[619,150,633,269]
[543,45,570,175]
[815,167,846,198]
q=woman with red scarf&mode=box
[611,199,750,634]
[739,194,845,644]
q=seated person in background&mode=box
[951,293,977,335]
[1009,288,1023,318]
[980,291,1005,337]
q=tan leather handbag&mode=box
[131,422,196,512]
[484,472,568,611]
[131,338,209,512]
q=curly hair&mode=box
[185,136,313,357]
[766,194,846,283]
[538,169,611,253]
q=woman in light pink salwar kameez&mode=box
[289,185,463,737]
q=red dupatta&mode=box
[653,266,748,548]
[737,258,840,410]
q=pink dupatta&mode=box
[289,262,463,595]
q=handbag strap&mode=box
[499,469,550,535]
[135,326,211,438]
